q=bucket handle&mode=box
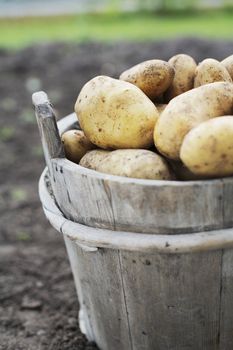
[34,93,98,253]
[32,91,65,176]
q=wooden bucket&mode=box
[34,91,233,350]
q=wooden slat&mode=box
[63,235,95,341]
[219,248,233,349]
[105,177,224,233]
[119,250,222,350]
[39,170,233,254]
[71,245,132,350]
[50,158,230,234]
[51,159,116,228]
[222,178,233,228]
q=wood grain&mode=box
[119,250,222,350]
[64,235,95,341]
[222,177,233,228]
[219,248,233,349]
[48,157,233,234]
[32,91,65,178]
[39,167,233,255]
[72,245,132,350]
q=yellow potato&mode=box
[194,58,232,88]
[154,82,233,160]
[119,60,174,100]
[165,54,197,101]
[79,149,109,170]
[222,55,233,80]
[61,129,95,164]
[180,116,233,177]
[80,149,174,180]
[75,76,159,149]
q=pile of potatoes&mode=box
[61,54,233,181]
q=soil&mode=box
[1,37,233,350]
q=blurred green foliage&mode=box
[16,231,31,241]
[94,0,233,12]
[0,126,15,141]
[0,9,233,49]
[10,187,28,202]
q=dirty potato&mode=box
[75,76,159,149]
[180,116,233,177]
[165,54,197,101]
[79,149,109,170]
[194,58,232,87]
[222,55,233,80]
[80,149,174,180]
[61,129,95,164]
[154,82,233,160]
[119,60,174,100]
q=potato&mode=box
[154,82,233,160]
[180,116,233,177]
[156,104,167,116]
[165,54,197,101]
[194,58,232,88]
[222,55,233,79]
[79,149,109,170]
[75,76,159,149]
[119,60,174,100]
[80,149,174,180]
[61,130,95,164]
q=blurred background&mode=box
[1,1,233,349]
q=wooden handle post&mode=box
[32,91,65,175]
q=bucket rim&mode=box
[39,168,233,254]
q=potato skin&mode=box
[79,149,109,170]
[165,54,197,101]
[154,82,233,160]
[61,130,95,164]
[75,76,159,150]
[194,58,232,88]
[180,116,233,177]
[119,60,174,100]
[80,149,174,180]
[222,55,233,80]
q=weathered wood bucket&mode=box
[34,92,233,350]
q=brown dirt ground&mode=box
[1,38,233,349]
